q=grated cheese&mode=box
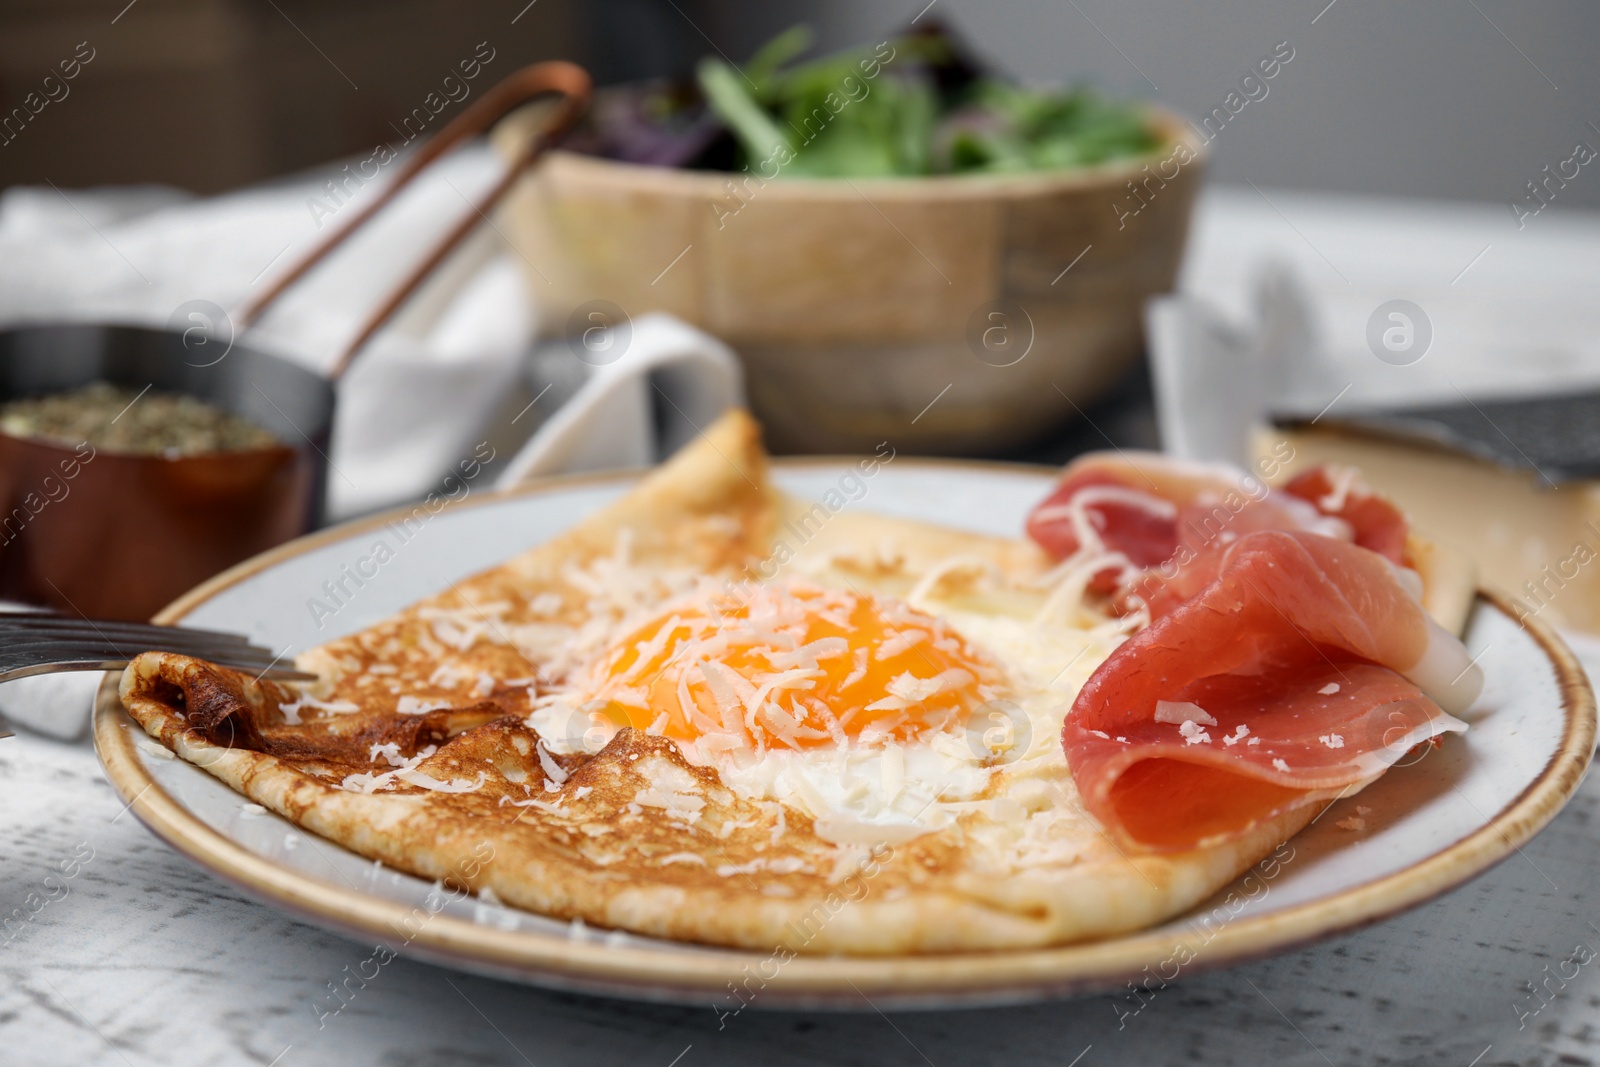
[1155,700,1217,726]
[341,743,486,794]
[428,663,466,688]
[499,796,567,816]
[535,739,569,784]
[1029,483,1171,614]
[395,696,450,716]
[658,852,708,866]
[1316,465,1362,513]
[278,694,360,725]
[905,555,997,606]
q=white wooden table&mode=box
[3,711,1595,1067]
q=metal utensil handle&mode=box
[235,61,592,381]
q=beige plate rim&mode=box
[93,459,1598,1009]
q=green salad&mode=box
[566,23,1163,179]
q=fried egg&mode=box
[530,535,1128,847]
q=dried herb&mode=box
[0,382,279,456]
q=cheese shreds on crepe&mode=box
[120,411,1467,955]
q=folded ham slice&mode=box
[1281,464,1409,565]
[1030,454,1481,853]
[1026,454,1405,618]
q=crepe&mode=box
[122,411,1381,955]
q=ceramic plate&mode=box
[94,460,1596,1009]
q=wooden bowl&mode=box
[496,107,1204,454]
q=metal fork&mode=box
[0,613,317,684]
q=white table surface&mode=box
[7,187,1600,1066]
[5,723,1597,1067]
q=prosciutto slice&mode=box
[1282,465,1409,565]
[1061,529,1480,852]
[1026,454,1359,617]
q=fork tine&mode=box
[0,617,254,644]
[0,633,271,659]
[0,642,317,680]
[262,669,319,681]
[0,613,317,684]
[0,654,316,683]
[91,646,286,668]
[1,636,289,666]
[0,612,248,632]
[0,627,253,650]
[0,623,253,643]
[0,618,259,651]
[5,644,290,673]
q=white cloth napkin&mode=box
[0,145,533,520]
[497,313,743,485]
[1150,186,1600,469]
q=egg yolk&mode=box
[574,580,996,749]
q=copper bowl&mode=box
[0,324,331,621]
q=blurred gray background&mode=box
[674,0,1600,209]
[2,0,1595,207]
